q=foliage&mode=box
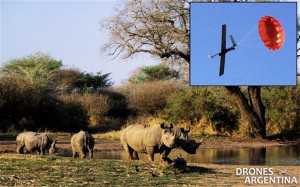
[262,86,300,134]
[74,72,113,91]
[0,74,87,132]
[121,80,181,115]
[35,93,88,132]
[164,87,239,134]
[49,69,82,92]
[1,52,62,90]
[60,93,111,127]
[0,53,114,132]
[128,64,179,84]
[0,74,40,131]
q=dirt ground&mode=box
[1,135,299,154]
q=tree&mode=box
[0,53,88,132]
[103,0,269,138]
[74,72,113,91]
[128,64,179,84]
[101,0,190,62]
[49,69,113,93]
[1,52,62,90]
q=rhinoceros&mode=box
[71,131,95,159]
[120,123,176,161]
[16,132,56,155]
[161,126,203,158]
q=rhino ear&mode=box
[186,126,190,133]
[180,128,185,133]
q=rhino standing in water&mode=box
[16,132,56,155]
[120,123,176,161]
[71,131,95,159]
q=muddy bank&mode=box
[1,136,299,154]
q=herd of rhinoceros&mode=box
[15,123,203,162]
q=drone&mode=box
[208,24,237,76]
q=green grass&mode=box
[1,154,299,186]
[0,154,240,186]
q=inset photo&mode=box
[190,2,297,86]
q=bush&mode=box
[262,86,300,134]
[36,93,88,132]
[121,80,181,115]
[60,93,111,127]
[0,75,40,131]
[0,74,88,132]
[164,87,239,134]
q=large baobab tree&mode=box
[102,0,278,138]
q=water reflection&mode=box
[62,144,300,166]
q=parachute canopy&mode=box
[258,16,285,50]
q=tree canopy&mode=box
[128,64,179,84]
[102,0,190,62]
[1,53,62,88]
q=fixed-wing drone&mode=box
[208,24,237,76]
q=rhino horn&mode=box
[199,138,204,143]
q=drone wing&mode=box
[219,54,225,76]
[219,24,226,76]
[221,24,226,51]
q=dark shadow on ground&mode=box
[183,165,217,174]
[267,132,300,142]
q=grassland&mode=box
[1,154,299,186]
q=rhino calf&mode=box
[16,132,56,155]
[71,131,95,159]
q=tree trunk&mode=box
[225,86,266,138]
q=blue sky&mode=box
[190,2,297,86]
[1,0,159,86]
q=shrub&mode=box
[60,93,111,127]
[0,75,40,131]
[164,87,239,134]
[262,86,300,134]
[36,93,88,132]
[121,80,181,115]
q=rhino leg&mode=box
[16,145,24,154]
[16,141,25,154]
[160,148,171,161]
[88,149,93,159]
[79,149,86,158]
[132,151,139,160]
[121,142,134,160]
[72,151,77,158]
[39,147,45,155]
[146,147,155,161]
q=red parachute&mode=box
[258,16,285,50]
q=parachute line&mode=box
[237,25,257,45]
